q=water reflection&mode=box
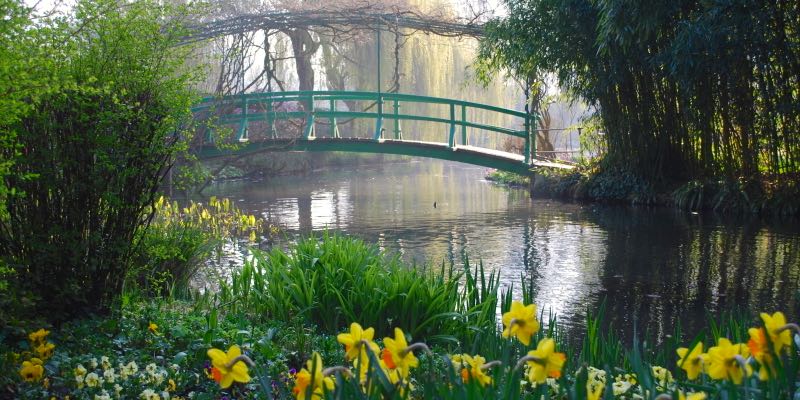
[204,159,800,342]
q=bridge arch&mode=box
[192,90,573,175]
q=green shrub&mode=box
[0,0,201,318]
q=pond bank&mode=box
[487,168,800,218]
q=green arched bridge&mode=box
[192,90,573,175]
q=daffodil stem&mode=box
[776,323,800,335]
[514,355,544,372]
[480,360,502,370]
[400,342,431,358]
[224,355,256,369]
[322,366,353,378]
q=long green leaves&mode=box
[217,233,499,345]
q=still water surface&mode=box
[204,159,800,341]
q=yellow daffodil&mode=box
[148,322,158,334]
[337,322,380,379]
[20,360,44,382]
[748,327,776,381]
[705,338,752,384]
[28,329,50,345]
[207,345,252,389]
[337,322,378,361]
[35,342,55,360]
[525,338,566,383]
[382,328,419,379]
[501,300,540,346]
[676,342,704,380]
[451,354,492,387]
[167,378,176,392]
[760,312,792,354]
[293,352,335,400]
[678,391,707,400]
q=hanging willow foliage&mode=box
[477,0,800,183]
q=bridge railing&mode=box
[192,90,536,164]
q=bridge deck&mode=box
[198,137,574,175]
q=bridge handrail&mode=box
[193,90,531,119]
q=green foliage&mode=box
[131,196,264,297]
[216,233,499,346]
[478,0,800,184]
[4,294,798,399]
[0,0,202,318]
[486,170,529,188]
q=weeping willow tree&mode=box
[341,0,519,148]
[478,0,800,183]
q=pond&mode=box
[203,159,800,342]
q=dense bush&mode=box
[0,0,200,318]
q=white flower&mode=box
[546,377,560,393]
[160,391,170,400]
[103,367,116,383]
[101,356,111,370]
[114,384,123,396]
[75,364,88,377]
[170,364,180,372]
[85,372,103,388]
[612,380,631,395]
[89,358,99,369]
[94,390,112,400]
[127,361,139,374]
[140,389,160,400]
[146,363,158,375]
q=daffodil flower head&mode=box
[148,322,158,334]
[382,327,419,379]
[747,327,776,381]
[337,322,377,361]
[293,352,335,400]
[501,300,540,346]
[451,354,492,387]
[705,338,752,384]
[207,345,252,389]
[760,312,792,354]
[676,341,704,380]
[524,338,566,384]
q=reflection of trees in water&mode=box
[580,207,800,343]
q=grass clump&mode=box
[215,233,499,345]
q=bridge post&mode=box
[329,98,340,138]
[266,96,275,139]
[393,98,402,139]
[237,94,248,142]
[524,111,532,164]
[461,104,468,145]
[303,94,315,139]
[374,93,384,140]
[448,103,456,148]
